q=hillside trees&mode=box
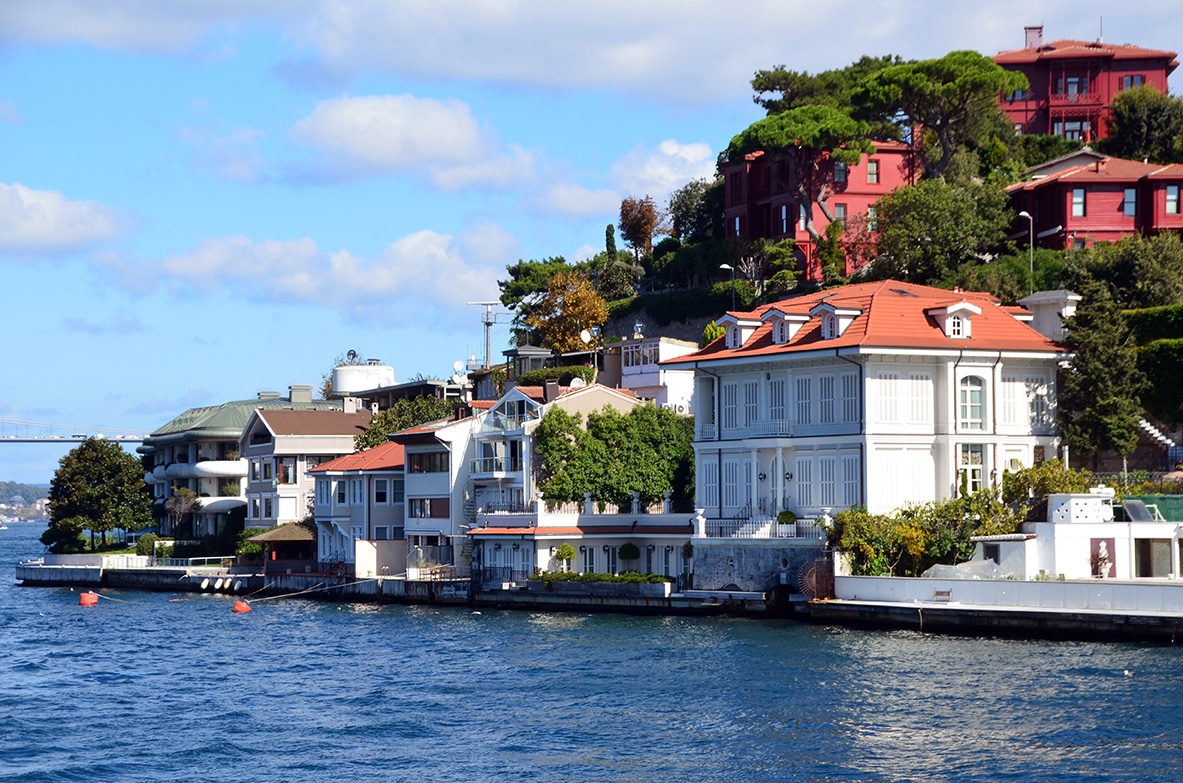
[619,195,661,261]
[726,104,875,247]
[1099,85,1183,164]
[525,271,608,354]
[43,437,152,553]
[854,50,1028,179]
[1059,280,1147,468]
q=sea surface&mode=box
[2,521,1182,782]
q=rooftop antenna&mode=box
[467,301,510,370]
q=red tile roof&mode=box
[667,280,1062,364]
[994,39,1178,65]
[308,441,404,473]
[256,409,372,436]
[1010,157,1183,193]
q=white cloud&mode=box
[178,125,266,183]
[64,308,145,335]
[135,227,506,323]
[538,183,622,218]
[611,139,716,199]
[289,94,534,189]
[0,183,123,257]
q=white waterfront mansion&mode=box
[666,280,1072,526]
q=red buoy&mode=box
[231,600,252,613]
[79,592,99,606]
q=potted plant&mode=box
[554,542,576,572]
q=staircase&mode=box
[1139,418,1176,450]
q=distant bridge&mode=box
[0,418,148,444]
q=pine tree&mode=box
[1059,280,1147,468]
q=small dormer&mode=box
[926,300,982,339]
[761,308,813,345]
[717,314,762,349]
[808,302,863,339]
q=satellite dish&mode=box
[346,349,358,362]
[453,360,465,373]
[580,329,591,344]
[450,374,463,385]
[569,377,586,389]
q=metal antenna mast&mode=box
[467,301,501,370]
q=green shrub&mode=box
[135,533,158,556]
[618,542,640,561]
[515,365,596,387]
[530,570,673,584]
[238,527,267,556]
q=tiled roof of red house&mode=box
[1009,157,1183,193]
[256,409,372,436]
[994,39,1178,67]
[667,280,1062,364]
[308,441,404,473]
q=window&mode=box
[391,478,404,503]
[316,478,330,506]
[409,452,450,473]
[250,460,260,481]
[263,496,272,518]
[408,497,450,518]
[867,160,879,184]
[1124,188,1137,217]
[734,216,741,236]
[350,479,363,506]
[798,203,806,231]
[821,313,839,339]
[1123,74,1145,90]
[796,378,812,425]
[251,498,260,518]
[878,373,899,424]
[1072,188,1085,217]
[959,444,984,495]
[842,374,859,424]
[1073,237,1085,249]
[796,458,812,507]
[769,379,786,421]
[834,204,846,227]
[374,526,388,541]
[374,478,388,505]
[1007,88,1025,102]
[743,380,758,428]
[262,460,272,481]
[584,546,595,573]
[1001,376,1019,426]
[908,373,932,425]
[834,161,847,183]
[277,457,296,485]
[1054,120,1087,140]
[819,375,835,425]
[819,457,836,508]
[780,204,788,234]
[336,481,346,504]
[949,315,964,338]
[1168,185,1179,215]
[959,377,985,430]
[842,455,860,508]
[1014,123,1023,135]
[867,206,878,232]
[700,460,718,509]
[721,382,738,430]
[722,460,739,508]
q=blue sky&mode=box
[1,1,1180,483]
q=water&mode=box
[3,522,1182,782]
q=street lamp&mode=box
[719,263,735,310]
[1018,210,1034,295]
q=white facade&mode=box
[617,335,698,414]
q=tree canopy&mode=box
[525,270,608,353]
[355,396,459,452]
[854,50,1028,179]
[1099,85,1183,164]
[43,438,153,553]
[1059,280,1147,466]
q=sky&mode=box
[2,1,1181,484]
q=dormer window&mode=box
[822,313,839,339]
[728,327,739,348]
[927,300,981,339]
[774,320,786,344]
[949,315,965,338]
[762,310,812,344]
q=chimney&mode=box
[289,385,313,405]
[544,379,560,403]
[454,403,472,421]
[1024,25,1043,49]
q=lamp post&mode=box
[1018,210,1034,295]
[719,263,735,310]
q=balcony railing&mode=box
[699,424,718,440]
[751,419,794,437]
[482,500,533,514]
[704,517,824,540]
[480,412,537,434]
[1049,91,1101,106]
[471,457,506,473]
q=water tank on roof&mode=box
[333,361,395,395]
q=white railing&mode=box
[702,517,824,540]
[698,424,718,441]
[751,420,794,437]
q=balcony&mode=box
[1048,91,1101,107]
[751,420,794,437]
[480,411,537,434]
[470,457,524,475]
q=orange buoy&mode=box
[79,591,99,606]
[231,600,252,613]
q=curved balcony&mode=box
[152,465,167,482]
[165,459,247,480]
[196,496,247,514]
[145,471,160,485]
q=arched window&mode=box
[949,315,964,338]
[822,313,839,339]
[959,376,985,430]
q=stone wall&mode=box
[691,539,823,593]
